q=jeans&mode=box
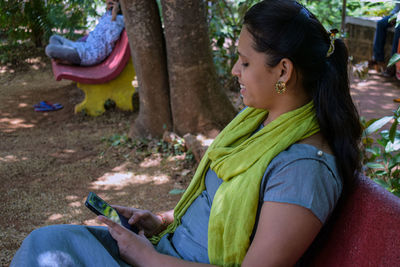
[45,35,81,65]
[373,16,400,62]
[10,225,130,267]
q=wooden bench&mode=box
[303,174,400,266]
[51,30,136,116]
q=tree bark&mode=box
[160,0,237,137]
[120,0,172,138]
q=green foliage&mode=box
[207,0,394,88]
[298,0,394,30]
[388,53,400,67]
[102,134,194,162]
[348,0,395,17]
[207,0,258,90]
[362,106,400,197]
[0,0,103,50]
[103,134,131,148]
[299,0,345,29]
[0,41,44,65]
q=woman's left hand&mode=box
[97,215,157,266]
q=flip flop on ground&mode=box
[34,101,63,112]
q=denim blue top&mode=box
[156,143,342,263]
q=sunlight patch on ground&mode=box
[18,102,28,108]
[50,149,77,159]
[195,134,214,146]
[0,155,28,162]
[0,65,15,74]
[66,195,79,201]
[111,162,130,172]
[0,117,35,132]
[140,155,162,168]
[167,154,186,162]
[91,171,171,189]
[24,57,47,71]
[94,172,135,186]
[383,92,398,97]
[152,175,170,184]
[47,213,63,221]
[83,218,102,226]
[68,201,82,208]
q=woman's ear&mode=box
[277,58,294,83]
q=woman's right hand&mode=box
[112,205,166,236]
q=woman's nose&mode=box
[231,60,240,77]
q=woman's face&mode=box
[231,26,281,110]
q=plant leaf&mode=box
[375,170,388,176]
[389,119,399,143]
[365,162,385,169]
[388,53,400,67]
[385,139,400,153]
[373,178,390,188]
[365,147,380,156]
[364,116,393,135]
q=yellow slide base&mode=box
[75,60,136,116]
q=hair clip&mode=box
[326,29,338,57]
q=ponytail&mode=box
[314,39,362,188]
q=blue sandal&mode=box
[34,101,63,112]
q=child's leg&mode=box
[45,43,81,65]
[49,34,76,47]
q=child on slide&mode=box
[45,0,124,66]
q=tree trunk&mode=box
[160,0,237,137]
[120,0,172,138]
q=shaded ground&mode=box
[1,56,400,266]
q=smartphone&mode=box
[85,192,138,233]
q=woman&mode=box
[45,0,124,66]
[11,1,361,266]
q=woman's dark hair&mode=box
[244,0,362,190]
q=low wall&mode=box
[345,16,394,63]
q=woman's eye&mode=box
[242,63,249,67]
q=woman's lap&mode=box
[11,224,131,267]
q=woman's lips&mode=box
[240,84,246,96]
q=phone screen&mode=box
[86,192,121,224]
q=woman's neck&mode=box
[264,81,310,125]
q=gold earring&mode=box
[275,80,286,94]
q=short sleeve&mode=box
[263,158,342,223]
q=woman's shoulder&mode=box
[267,142,339,183]
[271,143,336,169]
[262,143,342,223]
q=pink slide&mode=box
[51,29,131,84]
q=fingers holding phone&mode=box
[97,215,156,266]
[112,206,163,237]
[85,192,139,233]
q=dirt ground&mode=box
[0,58,199,266]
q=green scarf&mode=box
[150,101,319,266]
